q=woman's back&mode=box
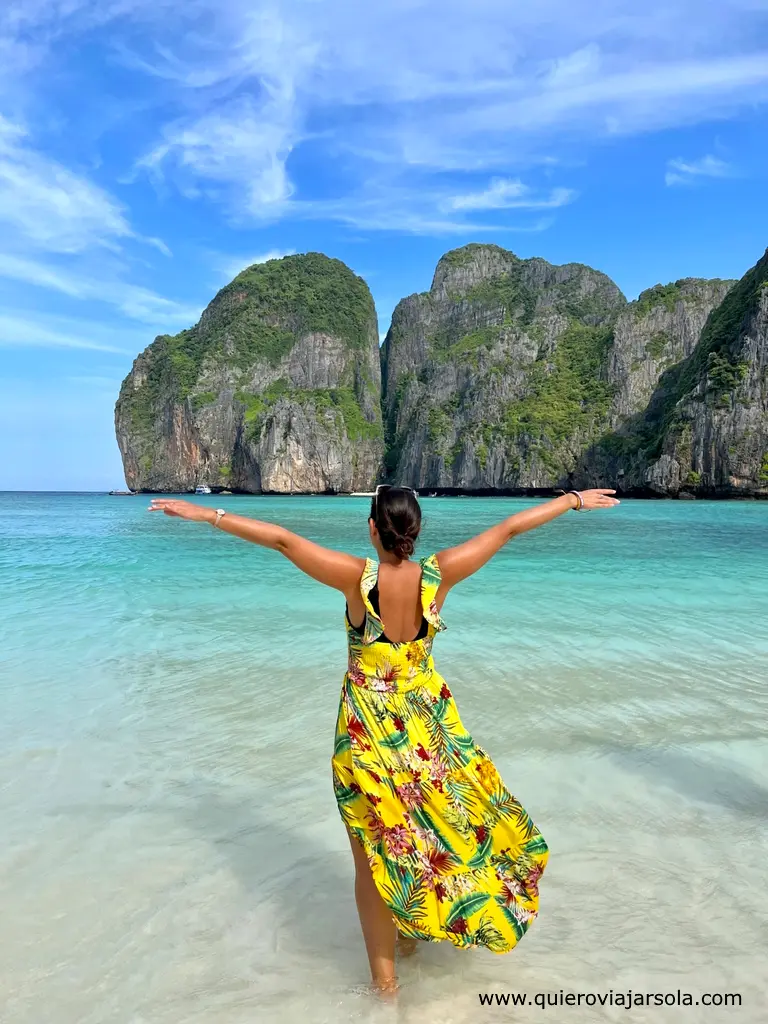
[347,558,434,643]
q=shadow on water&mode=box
[174,784,456,967]
[578,737,768,818]
[188,788,355,943]
[63,783,361,982]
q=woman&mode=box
[149,485,619,993]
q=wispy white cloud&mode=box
[0,253,81,296]
[445,178,528,212]
[276,178,563,235]
[0,111,180,339]
[0,115,174,343]
[665,154,734,186]
[213,248,296,283]
[118,2,768,232]
[443,178,575,212]
[451,52,768,141]
[0,119,134,254]
[0,253,200,327]
[3,1,768,244]
[0,313,131,352]
[283,193,502,234]
[137,93,297,218]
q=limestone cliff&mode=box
[115,253,383,493]
[381,243,627,490]
[584,250,768,497]
[381,244,750,493]
[115,243,767,498]
[605,279,736,427]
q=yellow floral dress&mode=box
[332,553,548,952]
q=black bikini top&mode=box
[347,583,430,644]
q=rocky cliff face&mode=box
[382,243,627,490]
[116,244,768,497]
[605,279,736,427]
[582,250,768,497]
[116,253,383,493]
[381,243,750,494]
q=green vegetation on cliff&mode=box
[632,282,686,319]
[236,382,382,446]
[437,251,623,329]
[119,253,379,441]
[191,391,217,411]
[631,278,734,321]
[219,253,376,370]
[128,254,375,409]
[440,243,513,269]
[119,338,176,434]
[596,255,764,464]
[502,322,616,448]
[430,325,504,365]
[460,267,538,324]
[382,244,629,483]
[646,332,670,361]
[653,253,766,439]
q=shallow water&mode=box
[1,493,767,1023]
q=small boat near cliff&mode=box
[108,489,136,495]
[195,484,212,494]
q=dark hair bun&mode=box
[392,534,415,560]
[371,487,421,560]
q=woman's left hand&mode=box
[148,499,214,523]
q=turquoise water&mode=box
[1,493,767,1024]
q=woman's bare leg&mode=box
[346,828,398,993]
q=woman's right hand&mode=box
[148,499,216,522]
[575,489,620,510]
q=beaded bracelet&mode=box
[555,489,585,510]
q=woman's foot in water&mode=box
[372,977,399,1000]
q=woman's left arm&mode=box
[149,499,364,593]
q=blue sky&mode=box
[1,1,767,490]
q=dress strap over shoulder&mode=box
[359,558,385,644]
[419,553,447,633]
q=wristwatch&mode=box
[213,508,227,527]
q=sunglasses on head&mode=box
[372,483,418,512]
[374,484,417,496]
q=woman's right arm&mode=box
[148,499,365,594]
[437,489,619,590]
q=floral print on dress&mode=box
[332,554,548,953]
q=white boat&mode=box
[195,484,212,494]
